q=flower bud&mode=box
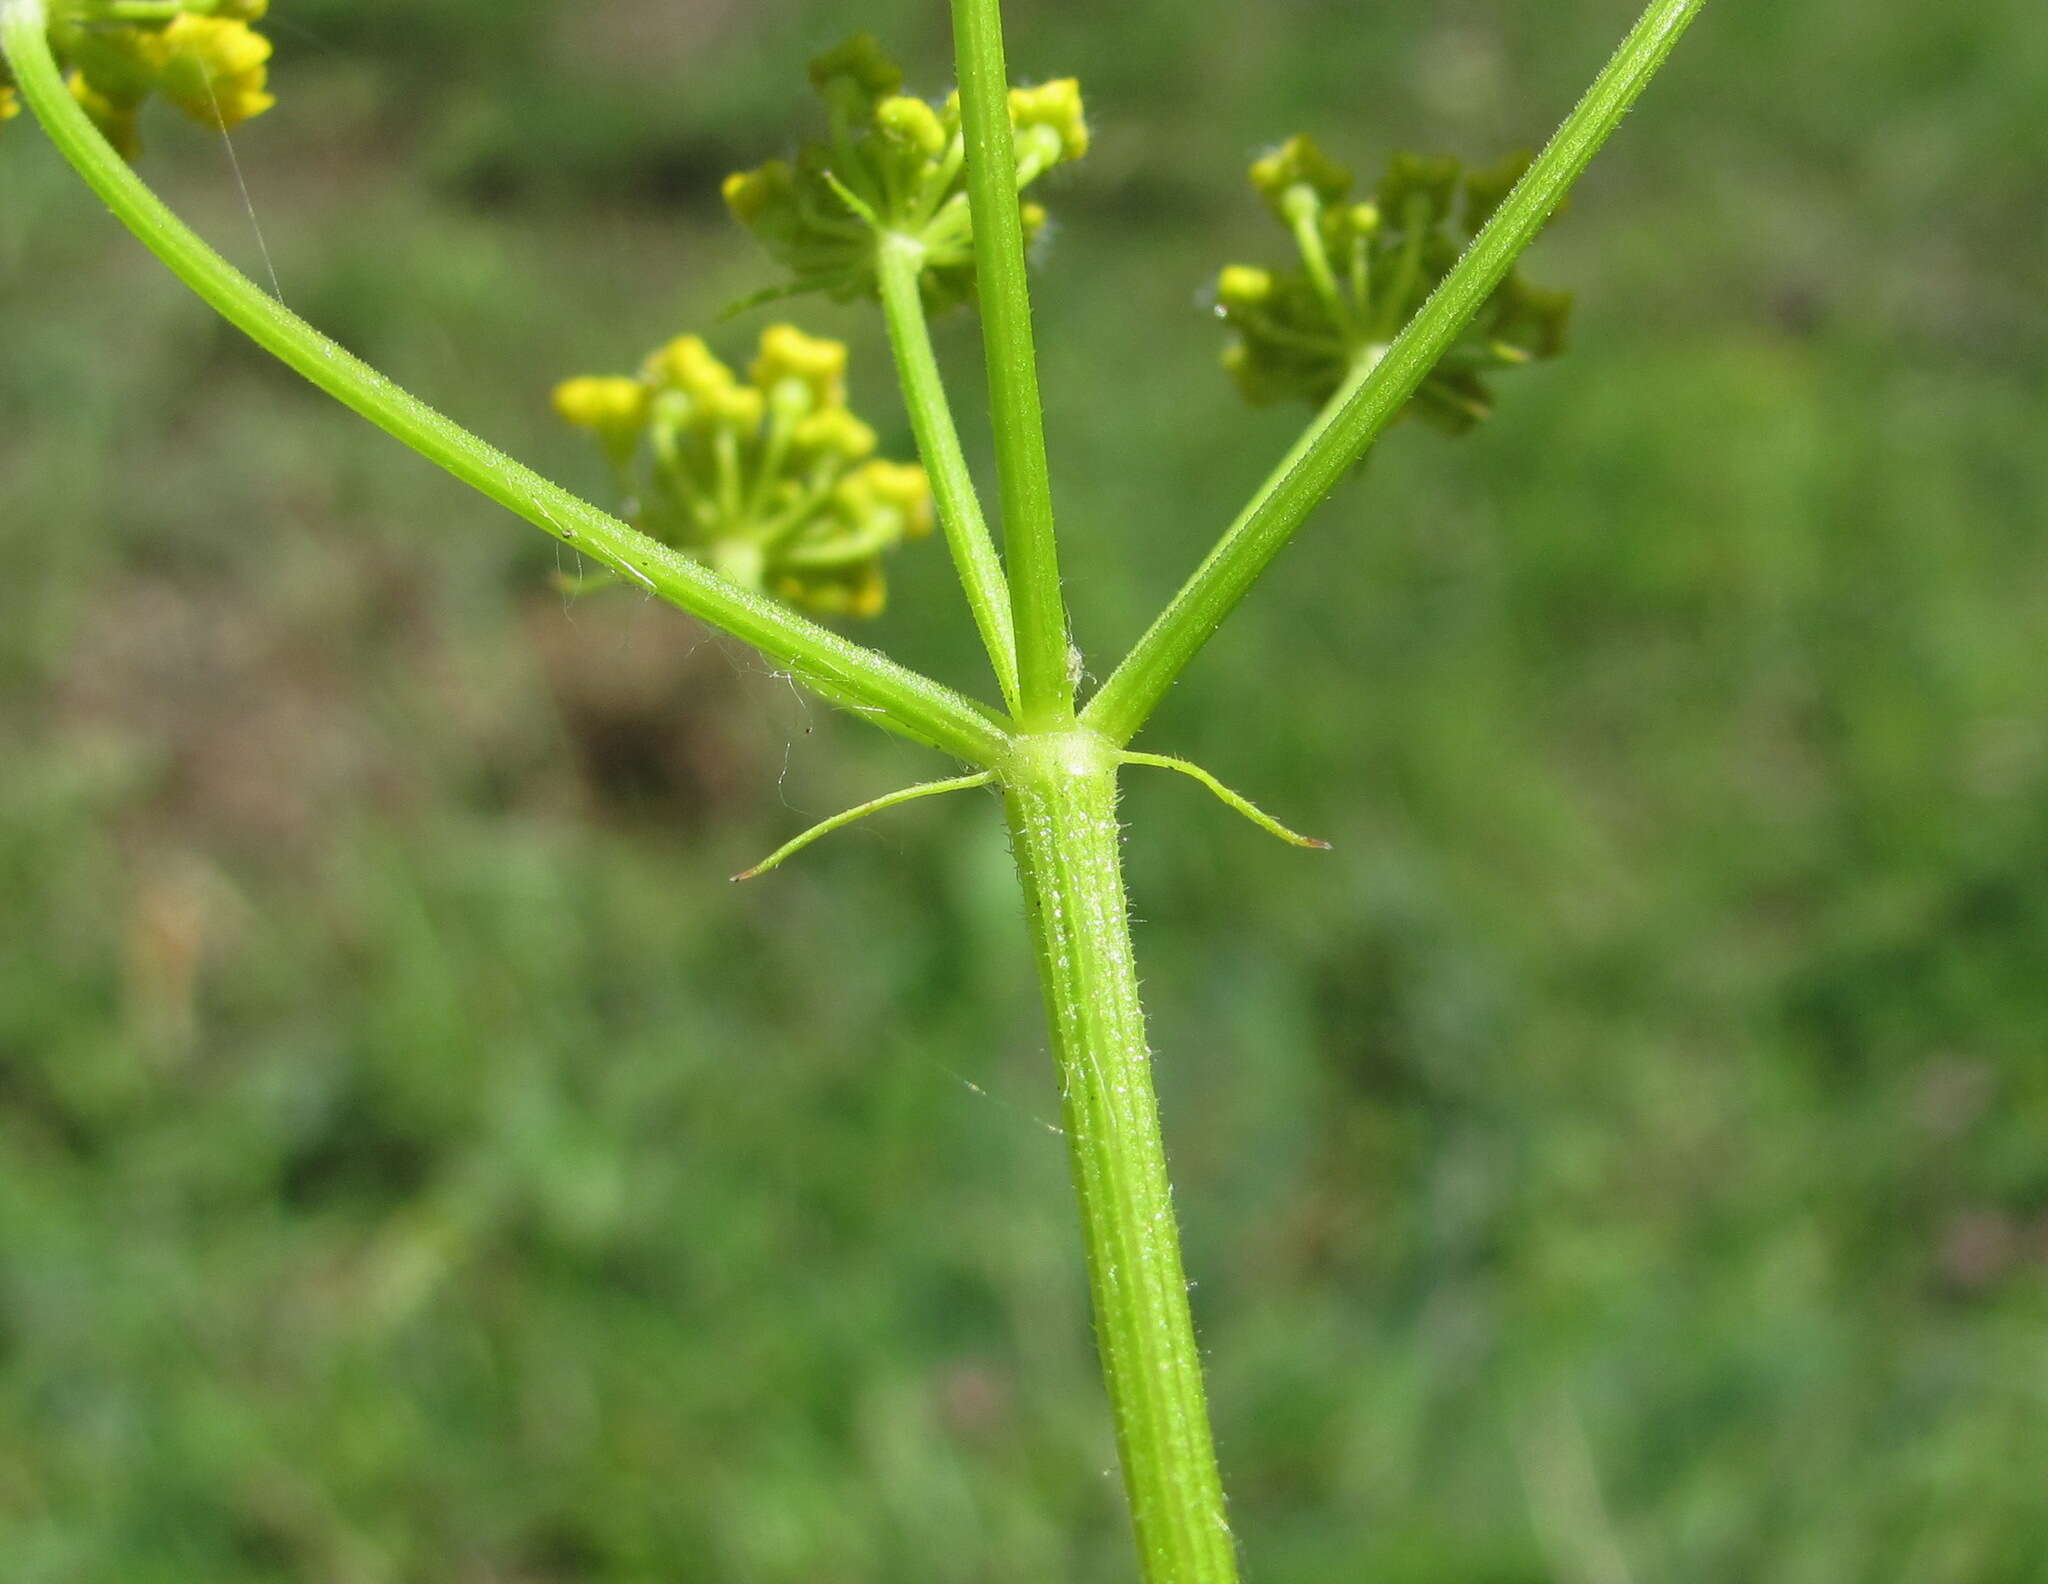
[725,35,1086,310]
[1250,135,1351,217]
[700,380,767,432]
[843,460,935,538]
[1216,265,1275,312]
[1009,79,1089,163]
[876,95,947,157]
[553,375,649,433]
[807,34,904,110]
[644,335,736,401]
[792,407,878,464]
[722,160,796,227]
[1213,139,1572,441]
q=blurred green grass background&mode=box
[4,1,2048,1579]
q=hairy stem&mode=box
[1083,0,1711,745]
[0,0,1009,768]
[1003,732,1237,1584]
[950,0,1073,726]
[874,233,1023,715]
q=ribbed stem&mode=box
[1002,733,1237,1584]
[950,0,1073,726]
[874,232,1022,715]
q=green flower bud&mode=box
[791,407,878,465]
[807,34,903,114]
[846,460,935,539]
[1216,265,1275,312]
[724,35,1089,310]
[1250,135,1351,217]
[1213,140,1572,443]
[876,95,947,158]
[1009,78,1090,164]
[722,159,797,228]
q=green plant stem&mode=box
[874,233,1023,715]
[1002,731,1237,1584]
[1082,0,1711,745]
[0,0,1010,770]
[949,0,1072,727]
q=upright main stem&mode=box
[1003,733,1238,1584]
[950,0,1073,726]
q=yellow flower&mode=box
[644,336,770,431]
[1,86,19,127]
[642,334,730,394]
[701,381,767,431]
[141,16,275,131]
[552,375,647,429]
[552,325,926,621]
[752,325,848,411]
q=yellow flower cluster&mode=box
[32,1,275,160]
[1216,136,1572,435]
[555,325,933,619]
[723,34,1089,311]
